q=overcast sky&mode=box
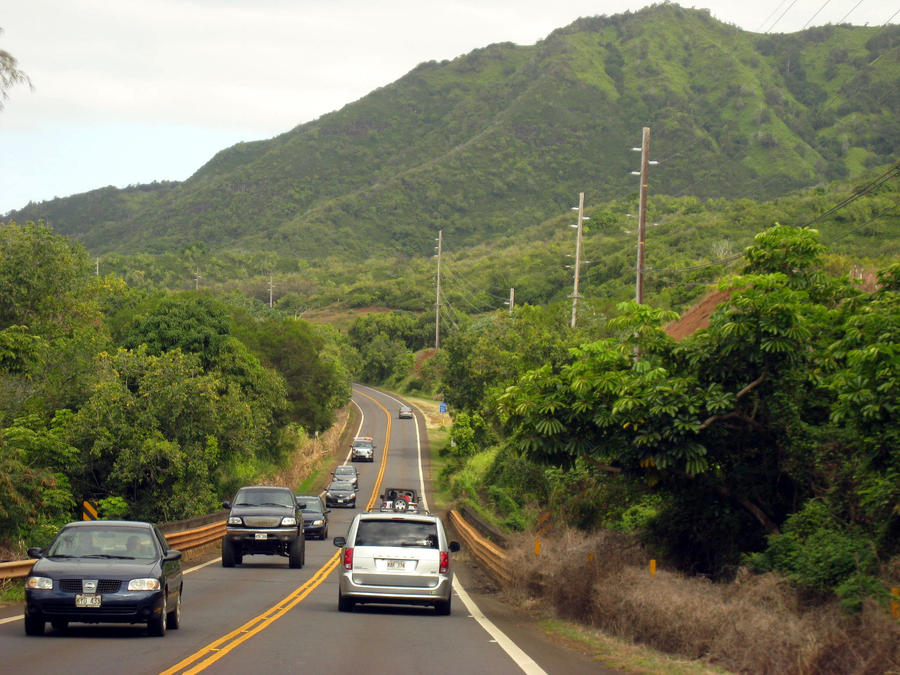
[1,1,897,214]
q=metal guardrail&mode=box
[0,519,228,581]
[448,509,511,585]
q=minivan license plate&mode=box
[76,594,101,608]
[386,560,406,570]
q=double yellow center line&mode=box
[161,553,341,674]
[160,388,391,675]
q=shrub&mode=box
[745,499,879,601]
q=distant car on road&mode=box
[24,520,183,636]
[379,487,420,513]
[326,480,357,508]
[333,510,460,614]
[350,436,375,462]
[398,405,414,419]
[333,464,359,489]
[222,485,305,568]
[296,494,330,540]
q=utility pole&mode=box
[95,258,99,276]
[268,275,274,308]
[434,230,442,350]
[570,192,586,329]
[193,269,201,291]
[633,127,652,304]
[508,287,515,313]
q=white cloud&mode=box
[1,0,896,213]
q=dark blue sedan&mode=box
[24,520,183,636]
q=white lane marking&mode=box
[185,557,222,574]
[369,384,545,674]
[0,614,21,625]
[453,580,548,675]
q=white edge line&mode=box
[452,576,547,674]
[394,385,544,675]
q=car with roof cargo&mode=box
[23,519,183,636]
[332,510,460,614]
[222,485,305,568]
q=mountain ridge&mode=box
[6,4,898,261]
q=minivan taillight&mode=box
[439,551,449,574]
[343,547,354,570]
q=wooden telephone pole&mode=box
[634,127,651,304]
[434,230,442,350]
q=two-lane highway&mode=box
[0,387,599,674]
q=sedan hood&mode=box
[32,557,159,578]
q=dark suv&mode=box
[222,486,305,568]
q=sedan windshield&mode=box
[47,527,158,560]
[329,482,354,491]
[297,498,323,513]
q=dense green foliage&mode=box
[439,225,898,607]
[0,223,351,550]
[7,6,898,263]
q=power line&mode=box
[765,0,800,33]
[838,0,865,24]
[803,0,834,29]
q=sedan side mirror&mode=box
[222,500,231,509]
[333,536,346,547]
[164,549,182,561]
[27,547,43,559]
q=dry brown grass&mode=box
[502,529,900,674]
[264,407,351,489]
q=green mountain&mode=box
[7,4,899,260]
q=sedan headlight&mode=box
[227,516,243,525]
[26,576,53,590]
[311,519,324,527]
[127,578,161,591]
[280,516,298,527]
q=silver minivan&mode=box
[333,512,460,615]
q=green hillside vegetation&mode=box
[0,223,352,552]
[436,226,899,617]
[7,5,898,262]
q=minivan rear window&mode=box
[355,520,438,548]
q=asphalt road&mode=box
[0,386,612,674]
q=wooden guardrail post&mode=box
[892,587,899,620]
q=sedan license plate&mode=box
[255,532,267,540]
[75,594,101,608]
[386,560,406,570]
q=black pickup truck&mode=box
[222,485,305,568]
